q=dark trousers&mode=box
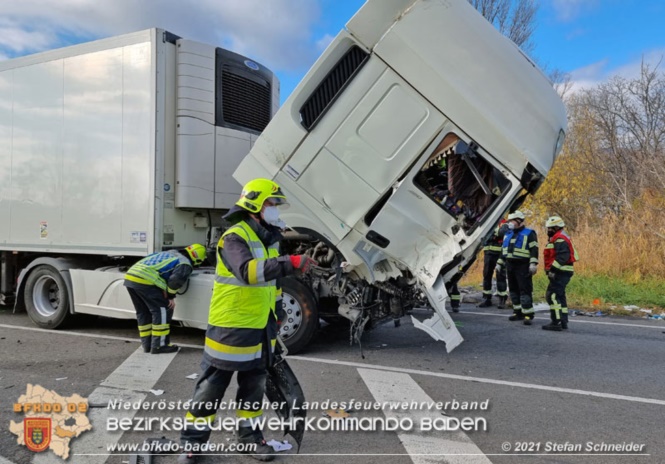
[506,261,533,315]
[449,283,460,309]
[546,272,572,323]
[482,252,507,297]
[180,365,268,446]
[125,285,173,351]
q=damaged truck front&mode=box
[234,0,568,353]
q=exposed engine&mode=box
[282,232,430,352]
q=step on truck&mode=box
[0,0,567,354]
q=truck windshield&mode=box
[414,133,509,232]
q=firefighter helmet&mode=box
[236,178,288,214]
[185,243,207,266]
[507,210,526,221]
[546,216,565,228]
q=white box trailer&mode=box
[0,29,279,325]
[1,0,567,355]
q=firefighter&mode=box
[496,211,539,325]
[449,282,461,312]
[179,178,317,463]
[124,243,206,354]
[478,218,509,308]
[542,216,578,331]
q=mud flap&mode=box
[265,337,306,451]
[411,275,463,352]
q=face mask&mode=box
[547,229,556,237]
[507,222,516,230]
[262,206,286,229]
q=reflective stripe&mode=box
[204,337,263,362]
[124,274,153,286]
[521,307,534,314]
[214,275,274,287]
[138,324,152,331]
[552,261,574,272]
[530,257,539,264]
[247,259,259,285]
[497,291,508,296]
[256,260,266,283]
[237,409,263,419]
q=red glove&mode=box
[289,255,318,273]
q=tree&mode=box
[575,61,665,211]
[468,0,538,52]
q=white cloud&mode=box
[0,0,324,72]
[551,0,599,22]
[569,49,665,93]
[315,33,335,53]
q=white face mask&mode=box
[262,206,286,229]
[507,222,516,230]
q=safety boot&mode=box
[542,321,562,331]
[508,310,524,321]
[477,297,493,308]
[151,344,179,354]
[523,315,533,326]
[497,296,508,309]
[451,304,460,313]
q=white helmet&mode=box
[507,210,525,221]
[546,216,565,228]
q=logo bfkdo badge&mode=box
[24,418,51,452]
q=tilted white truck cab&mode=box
[235,0,567,352]
[1,0,566,355]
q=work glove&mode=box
[529,263,538,275]
[289,255,318,274]
[495,263,503,273]
[547,271,557,280]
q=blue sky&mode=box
[1,0,664,102]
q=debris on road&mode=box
[267,439,293,452]
[149,389,164,396]
[185,373,199,380]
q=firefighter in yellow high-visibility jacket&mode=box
[179,179,316,463]
[124,244,206,354]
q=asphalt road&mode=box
[1,302,664,464]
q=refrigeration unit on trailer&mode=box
[0,28,278,328]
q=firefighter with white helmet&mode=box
[542,216,579,331]
[124,243,207,354]
[496,210,539,325]
[179,178,316,463]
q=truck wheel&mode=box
[279,277,318,354]
[24,265,71,329]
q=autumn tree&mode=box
[575,61,665,211]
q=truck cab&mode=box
[234,0,567,352]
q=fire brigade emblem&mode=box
[24,418,51,452]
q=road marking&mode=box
[3,322,665,406]
[454,311,665,330]
[359,368,492,464]
[0,323,203,349]
[292,355,665,406]
[32,348,178,464]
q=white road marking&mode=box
[292,356,665,407]
[3,322,665,406]
[456,311,665,330]
[32,348,178,464]
[359,368,492,464]
[0,323,203,349]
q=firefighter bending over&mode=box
[179,178,317,463]
[124,244,206,354]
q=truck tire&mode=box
[24,265,71,329]
[279,277,318,354]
